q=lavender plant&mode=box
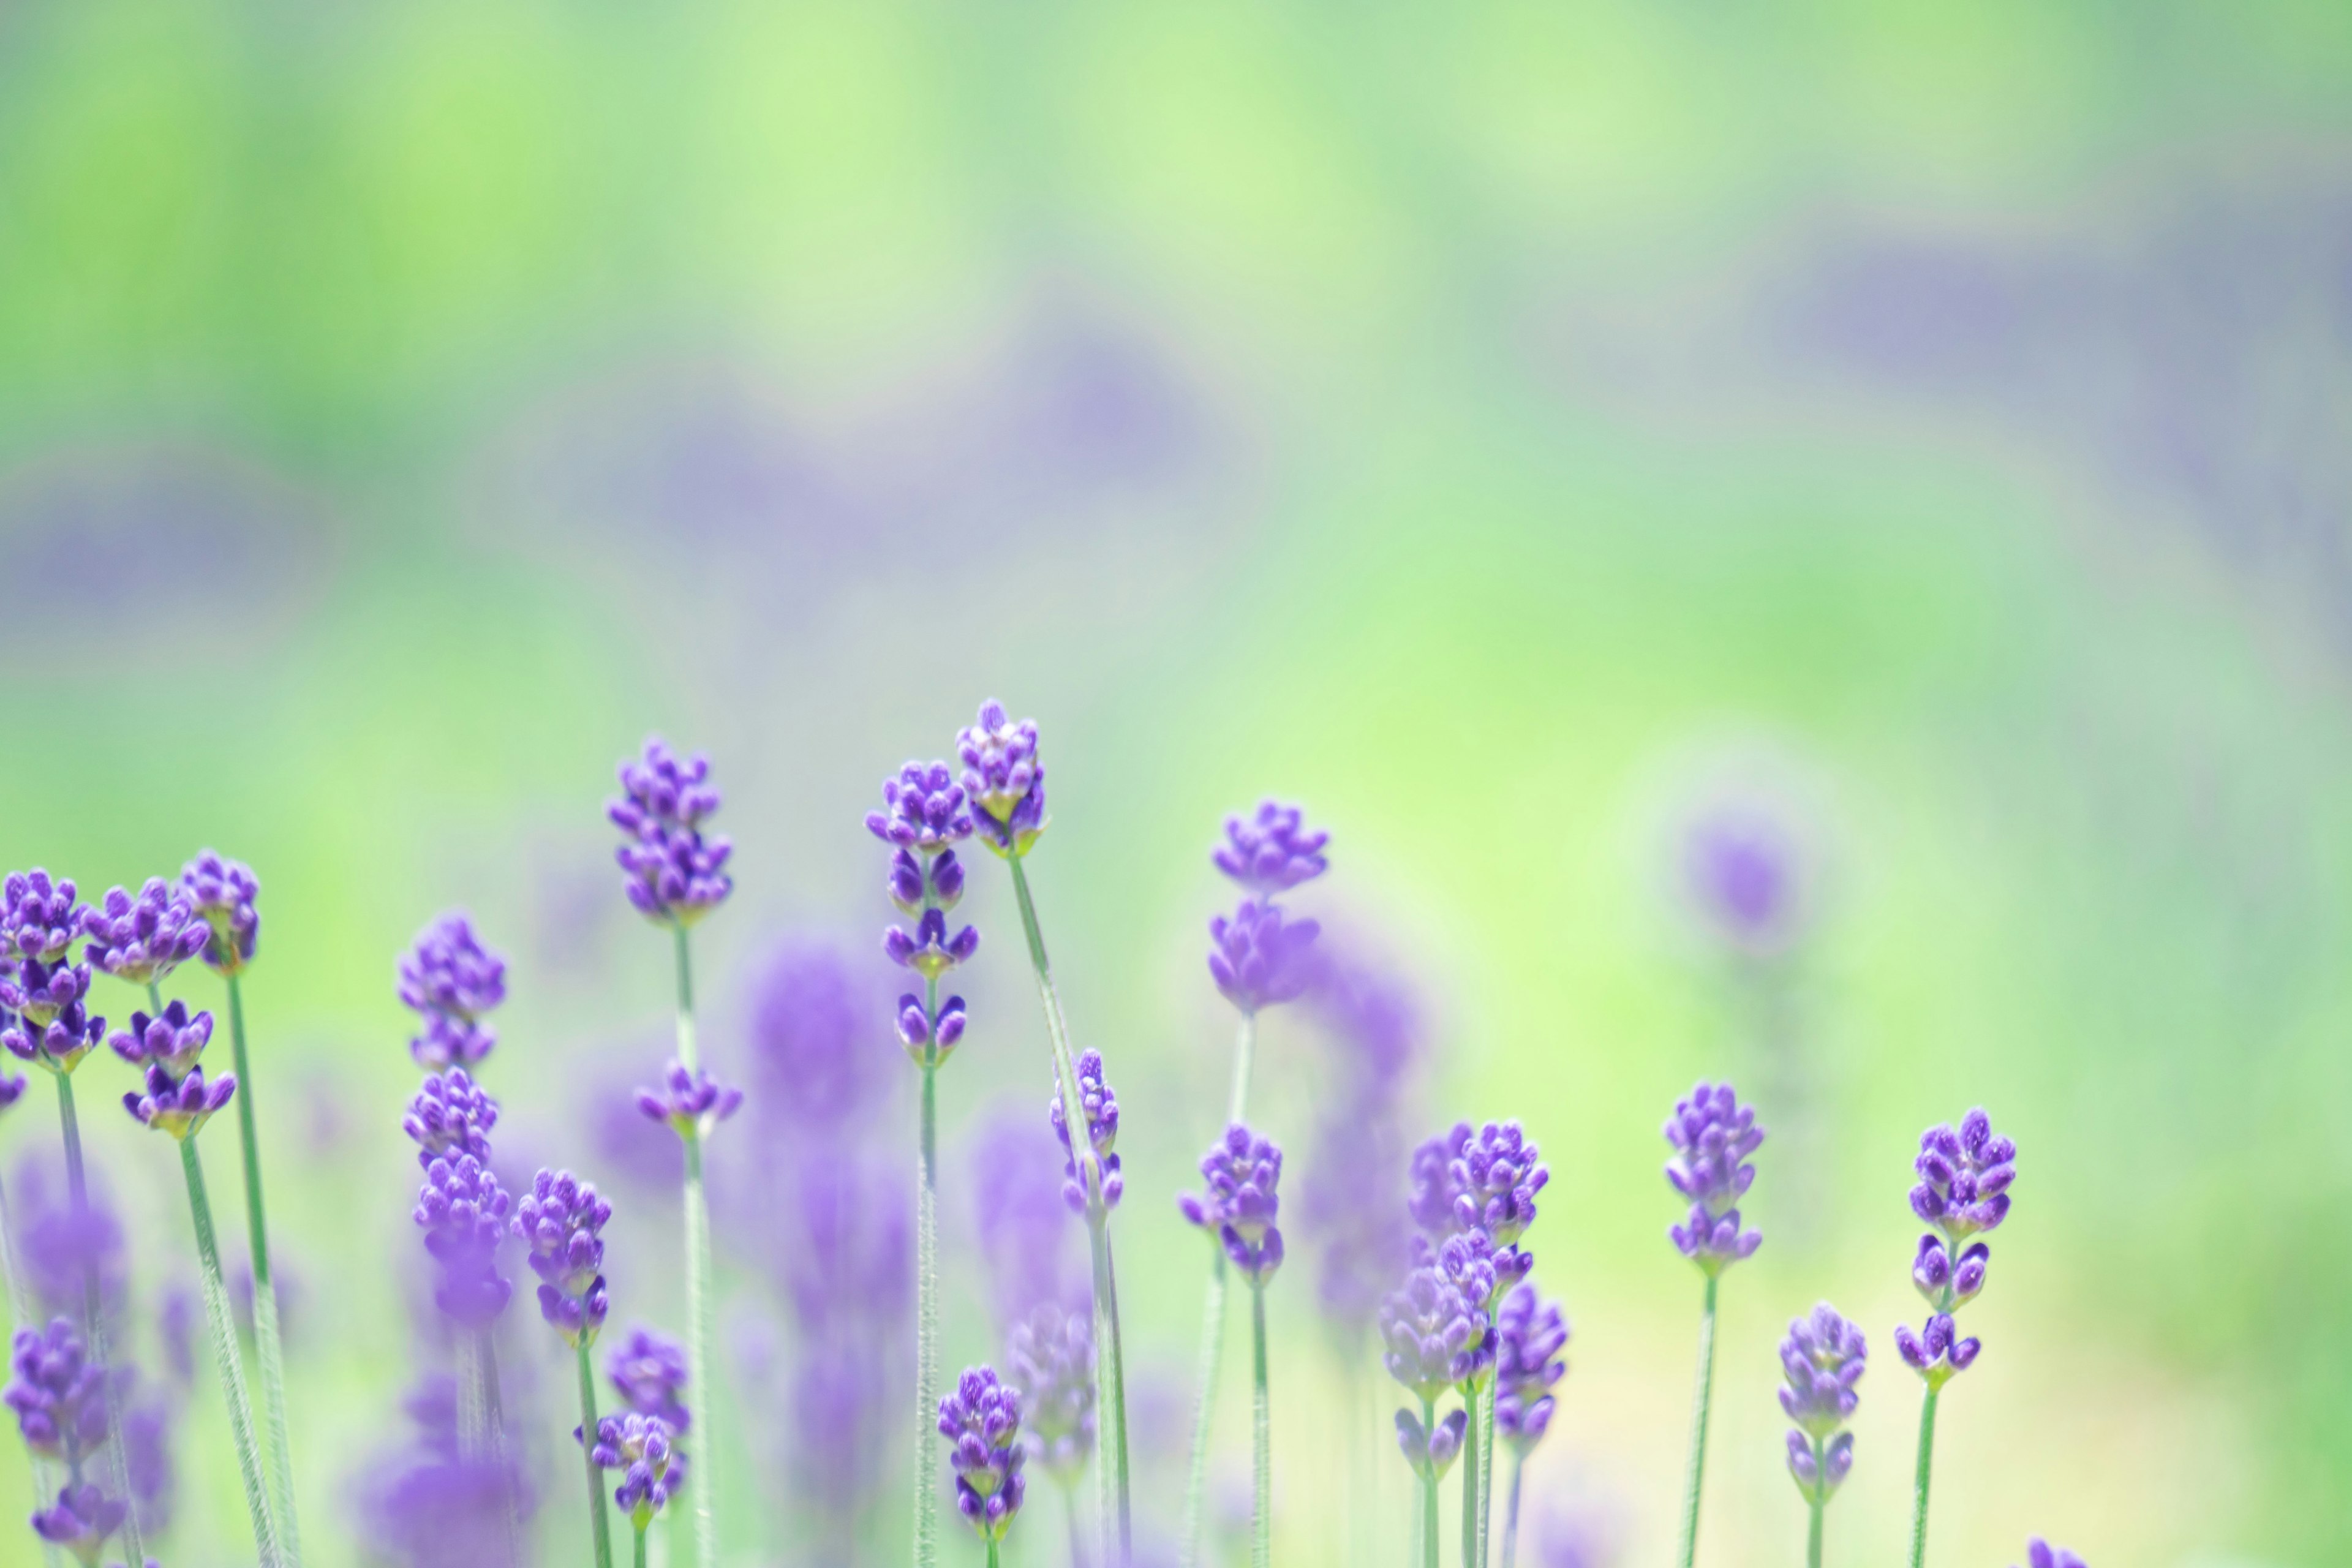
[938,1366,1027,1568]
[1493,1284,1568,1568]
[1006,1302,1093,1567]
[1182,1125,1284,1568]
[1662,1082,1763,1568]
[1899,1109,2015,1568]
[594,1411,685,1568]
[1048,1045,1134,1567]
[609,736,735,1568]
[6,1316,129,1566]
[1778,1303,1865,1568]
[1380,1265,1480,1568]
[516,1168,616,1568]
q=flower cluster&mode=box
[415,1154,513,1326]
[515,1169,611,1348]
[403,1068,499,1167]
[607,1327,692,1436]
[1679,790,1814,959]
[592,1412,684,1529]
[1,872,102,1074]
[937,1366,1026,1542]
[2018,1541,2086,1568]
[1207,801,1327,1014]
[80,880,208,986]
[1215,801,1331,895]
[635,1060,744,1143]
[398,913,507,1069]
[1664,1081,1764,1275]
[1494,1284,1569,1457]
[957,701,1046,858]
[609,738,734,927]
[179,851,260,975]
[1297,949,1422,1341]
[1779,1302,1866,1503]
[1395,1403,1468,1485]
[1379,1265,1491,1404]
[1180,1124,1287,1283]
[1005,1302,1095,1487]
[113,998,233,1142]
[1897,1109,2015,1390]
[1049,1049,1125,1221]
[6,1317,130,1566]
[107,1003,211,1079]
[870,761,978,1068]
[1409,1120,1549,1297]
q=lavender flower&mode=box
[1899,1109,2015,1389]
[1214,801,1330,896]
[1379,1267,1491,1403]
[514,1169,611,1347]
[1450,1121,1548,1246]
[79,880,209,986]
[1909,1234,1988,1310]
[608,737,734,927]
[31,1480,126,1564]
[2,871,85,969]
[970,1106,1076,1324]
[866,761,976,861]
[398,913,507,1069]
[1178,1124,1284,1285]
[593,1412,685,1528]
[0,872,98,1065]
[957,701,1047,858]
[179,851,259,975]
[1892,1314,1980,1387]
[1299,950,1421,1341]
[1422,1233,1506,1369]
[1664,1082,1764,1275]
[403,1069,499,1168]
[1395,1405,1468,1483]
[746,939,892,1131]
[1679,794,1813,959]
[938,1365,1027,1542]
[636,1060,744,1142]
[607,1327,690,1436]
[884,908,979,982]
[1207,899,1321,1014]
[107,1003,213,1079]
[896,992,968,1068]
[6,1318,111,1467]
[1049,1049,1123,1219]
[1494,1285,1569,1456]
[1407,1125,1538,1305]
[1779,1302,1865,1502]
[0,1072,24,1113]
[2018,1542,2087,1568]
[2,1001,105,1076]
[414,1155,512,1325]
[16,1162,126,1321]
[1006,1302,1095,1487]
[123,1062,236,1140]
[122,1385,176,1538]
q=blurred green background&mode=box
[4,1,2351,1564]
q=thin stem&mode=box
[579,1341,616,1568]
[988,1539,1001,1568]
[672,924,717,1568]
[1477,1381,1495,1568]
[671,922,698,1069]
[1062,1480,1084,1568]
[1178,1251,1228,1568]
[1675,1273,1719,1568]
[1418,1396,1439,1568]
[1807,1490,1823,1568]
[1907,1387,1940,1568]
[914,1065,940,1568]
[54,1075,145,1568]
[179,1133,281,1567]
[224,973,305,1567]
[475,1326,524,1568]
[1087,1219,1133,1566]
[1501,1452,1524,1568]
[1459,1387,1479,1568]
[1226,1011,1257,1125]
[1249,1283,1270,1568]
[636,1524,650,1568]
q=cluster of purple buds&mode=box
[1409,1121,1548,1297]
[2019,1541,2087,1568]
[179,851,260,975]
[609,738,734,927]
[1180,1125,1288,1285]
[113,1000,234,1142]
[516,1169,611,1348]
[636,1060,744,1143]
[398,913,507,1069]
[1207,801,1327,1014]
[606,1327,691,1436]
[883,910,979,988]
[867,760,978,1068]
[1049,1049,1124,1221]
[80,880,208,986]
[593,1412,684,1529]
[1005,1302,1095,1487]
[1425,1235,1501,1390]
[958,701,1046,858]
[108,1003,212,1080]
[6,1318,111,1469]
[938,1365,1026,1543]
[1394,1403,1468,1485]
[1215,801,1330,896]
[1,871,102,1074]
[1779,1302,1866,1502]
[1664,1081,1765,1275]
[1680,794,1812,959]
[1892,1313,1980,1390]
[31,1481,127,1566]
[1494,1284,1569,1456]
[415,1154,513,1325]
[1898,1109,2015,1389]
[1379,1265,1491,1404]
[404,1068,499,1167]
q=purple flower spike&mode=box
[107,1002,213,1079]
[957,701,1048,859]
[1178,1124,1284,1285]
[1892,1313,1980,1390]
[415,1155,513,1325]
[0,1072,24,1112]
[895,992,967,1069]
[883,907,979,982]
[607,1327,691,1436]
[866,761,976,860]
[1048,1050,1123,1220]
[516,1168,612,1348]
[1407,1126,1536,1302]
[6,1318,111,1467]
[398,913,507,1068]
[1451,1121,1549,1246]
[1910,1108,2018,1243]
[123,1061,236,1141]
[592,1412,685,1528]
[1779,1302,1866,1503]
[1207,898,1322,1015]
[404,1069,500,1169]
[31,1480,127,1562]
[1910,1234,1989,1309]
[1214,801,1330,896]
[1,872,86,968]
[1424,1234,1507,1357]
[1006,1302,1095,1486]
[609,737,734,928]
[1395,1404,1469,1483]
[1379,1265,1492,1403]
[2020,1541,2088,1568]
[937,1365,1027,1543]
[80,879,209,986]
[179,851,260,976]
[635,1060,744,1143]
[1664,1081,1765,1275]
[2,1000,105,1076]
[1494,1284,1569,1457]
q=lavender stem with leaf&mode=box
[1662,1082,1765,1568]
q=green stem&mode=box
[914,1065,939,1568]
[1062,1480,1084,1568]
[635,1523,650,1568]
[1179,1251,1228,1568]
[672,924,717,1568]
[1501,1450,1523,1568]
[1807,1488,1823,1568]
[987,1538,1000,1568]
[1418,1396,1439,1568]
[1477,1380,1495,1568]
[1907,1387,1940,1568]
[579,1341,616,1568]
[1226,1010,1257,1125]
[671,922,698,1069]
[54,1074,145,1568]
[1460,1387,1479,1568]
[1087,1218,1133,1566]
[180,1133,281,1567]
[1675,1273,1719,1568]
[223,973,304,1567]
[1250,1283,1270,1568]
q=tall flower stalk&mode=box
[939,1366,1027,1568]
[1662,1082,1765,1568]
[1180,1125,1286,1568]
[514,1168,615,1568]
[1778,1302,1865,1568]
[1379,1265,1474,1568]
[1493,1284,1568,1568]
[608,737,736,1568]
[1898,1109,2015,1568]
[594,1411,685,1568]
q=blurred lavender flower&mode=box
[1779,1302,1865,1502]
[970,1105,1076,1324]
[593,1412,684,1528]
[1395,1404,1468,1483]
[1494,1285,1569,1456]
[1298,948,1422,1342]
[1664,1082,1765,1275]
[1207,899,1321,1015]
[938,1365,1027,1542]
[0,1071,27,1114]
[607,1327,690,1436]
[6,1317,111,1467]
[636,1060,743,1142]
[79,880,209,987]
[957,701,1047,858]
[744,939,891,1132]
[1679,791,1814,959]
[1214,802,1330,897]
[121,1383,178,1539]
[1178,1125,1283,1284]
[1380,1267,1491,1404]
[15,1161,126,1322]
[179,852,259,976]
[228,1259,304,1351]
[398,913,507,1070]
[31,1480,126,1564]
[107,1003,213,1079]
[1006,1302,1095,1488]
[1049,1049,1123,1219]
[515,1169,611,1348]
[414,1155,513,1326]
[2018,1542,2087,1568]
[608,737,734,927]
[404,1069,499,1169]
[359,1375,531,1568]
[123,1063,236,1141]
